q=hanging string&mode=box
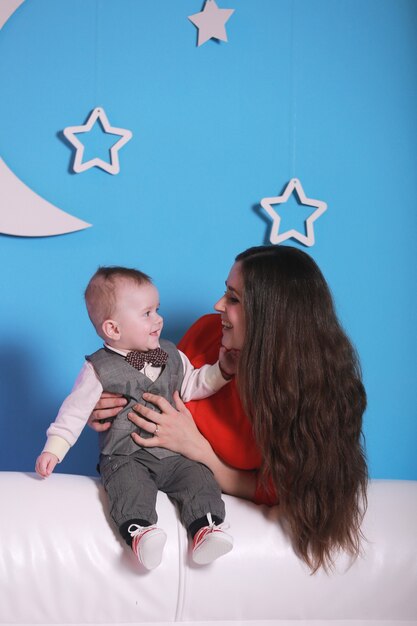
[92,0,100,107]
[289,0,297,180]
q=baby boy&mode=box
[36,266,234,570]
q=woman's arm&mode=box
[198,441,257,500]
[129,391,257,501]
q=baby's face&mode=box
[112,280,163,352]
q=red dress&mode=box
[178,314,277,505]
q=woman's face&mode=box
[214,261,245,350]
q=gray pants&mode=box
[99,449,225,531]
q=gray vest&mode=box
[86,339,183,459]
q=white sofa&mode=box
[0,472,416,626]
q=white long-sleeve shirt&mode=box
[43,345,228,462]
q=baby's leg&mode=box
[161,456,225,528]
[99,452,166,569]
[162,456,232,564]
[99,453,158,532]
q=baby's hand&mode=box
[35,452,59,478]
[219,346,240,380]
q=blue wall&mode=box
[0,0,416,479]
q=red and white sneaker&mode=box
[128,524,167,570]
[192,514,233,565]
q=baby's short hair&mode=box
[85,266,151,334]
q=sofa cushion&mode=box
[0,472,416,625]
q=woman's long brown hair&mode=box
[236,245,368,572]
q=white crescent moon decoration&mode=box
[0,0,91,237]
[0,157,92,237]
[0,0,24,29]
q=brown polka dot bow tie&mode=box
[125,348,169,370]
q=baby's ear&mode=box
[102,319,120,341]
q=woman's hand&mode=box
[129,391,257,500]
[87,392,128,432]
[129,391,210,462]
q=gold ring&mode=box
[154,424,159,436]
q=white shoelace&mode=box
[194,514,230,546]
[205,512,230,532]
[128,523,157,538]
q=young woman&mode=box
[89,245,368,572]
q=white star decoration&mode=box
[260,178,327,247]
[63,107,133,175]
[188,0,235,47]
